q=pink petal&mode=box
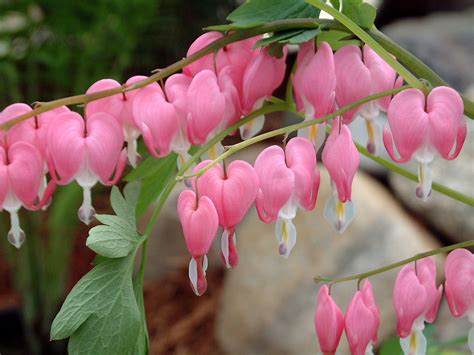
[7,142,43,207]
[178,189,219,258]
[86,112,125,184]
[314,285,344,354]
[186,70,226,145]
[132,89,178,157]
[85,79,124,119]
[254,145,294,223]
[322,122,360,202]
[445,249,474,318]
[47,112,86,184]
[183,32,224,76]
[218,66,242,129]
[385,88,429,162]
[285,137,319,210]
[335,45,371,124]
[0,147,7,207]
[427,86,465,159]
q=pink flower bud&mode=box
[383,86,466,200]
[192,160,258,268]
[255,137,319,257]
[183,32,224,77]
[445,249,474,319]
[178,190,219,296]
[293,41,336,149]
[345,280,380,355]
[47,111,127,225]
[322,121,359,233]
[314,285,344,354]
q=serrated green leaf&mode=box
[51,257,140,355]
[317,29,361,50]
[125,153,177,182]
[123,180,141,211]
[110,186,135,225]
[341,0,377,29]
[226,0,322,29]
[86,224,142,258]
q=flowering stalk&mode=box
[314,240,474,285]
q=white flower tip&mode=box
[7,228,25,249]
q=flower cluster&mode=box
[314,250,474,355]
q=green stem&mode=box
[0,19,336,132]
[368,27,474,119]
[314,240,474,284]
[184,85,410,179]
[305,0,423,90]
[356,143,474,206]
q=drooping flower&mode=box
[314,285,344,355]
[383,86,466,200]
[393,257,443,354]
[86,76,162,167]
[293,41,336,150]
[239,47,287,140]
[177,189,219,296]
[444,248,474,353]
[0,142,44,248]
[47,111,127,225]
[132,82,179,158]
[321,120,360,233]
[345,280,380,355]
[186,70,226,146]
[255,137,320,257]
[335,44,401,153]
[192,160,258,268]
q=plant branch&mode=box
[305,0,423,90]
[0,19,337,132]
[356,143,474,206]
[368,28,474,119]
[314,240,474,284]
[183,85,410,179]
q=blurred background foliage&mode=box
[0,0,236,107]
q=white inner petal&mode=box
[221,229,231,268]
[188,258,198,295]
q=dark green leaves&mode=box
[254,28,321,48]
[317,29,361,50]
[51,257,140,355]
[208,0,322,31]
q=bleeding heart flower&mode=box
[335,44,401,153]
[255,137,320,257]
[186,70,226,146]
[393,257,443,354]
[239,47,287,140]
[1,103,70,158]
[314,285,344,355]
[192,160,258,268]
[383,86,466,200]
[47,111,127,225]
[132,83,179,159]
[444,248,474,353]
[178,189,219,296]
[0,142,44,248]
[322,120,360,233]
[293,41,336,150]
[345,280,380,355]
[86,76,162,167]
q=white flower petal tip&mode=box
[276,218,297,258]
[324,195,355,234]
[239,115,265,140]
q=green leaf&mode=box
[254,28,320,48]
[379,336,403,355]
[51,257,141,355]
[330,0,341,10]
[110,186,135,226]
[317,29,361,50]
[223,0,322,29]
[341,0,377,29]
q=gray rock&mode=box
[215,158,443,355]
[389,121,474,244]
[383,8,474,92]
